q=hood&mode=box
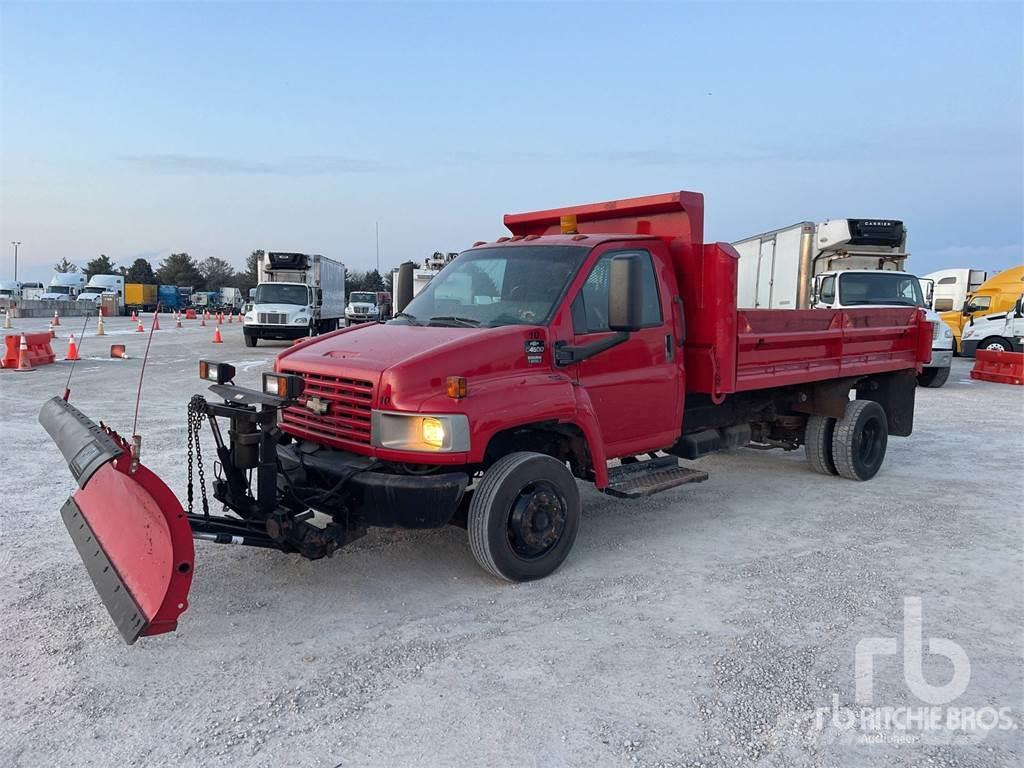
[276,322,551,411]
[250,303,310,314]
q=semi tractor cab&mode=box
[732,219,953,388]
[960,294,1024,356]
[41,272,87,301]
[40,191,933,643]
[77,274,125,311]
[243,251,346,346]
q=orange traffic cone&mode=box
[2,311,11,329]
[65,333,80,361]
[200,314,206,327]
[16,333,34,371]
[152,313,161,331]
[52,310,61,327]
[131,310,137,322]
[212,326,223,343]
[136,318,145,332]
[48,321,56,339]
[175,313,182,329]
[96,315,106,336]
[227,312,233,324]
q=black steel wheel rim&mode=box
[506,480,567,560]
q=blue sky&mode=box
[1,1,1021,283]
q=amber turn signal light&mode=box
[446,376,468,399]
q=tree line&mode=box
[54,251,400,295]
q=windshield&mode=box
[350,292,376,303]
[395,246,588,328]
[255,283,310,305]
[0,290,14,297]
[48,285,72,295]
[839,273,925,307]
[80,286,105,295]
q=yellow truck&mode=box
[941,265,1024,353]
[125,283,158,313]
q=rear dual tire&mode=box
[805,400,888,481]
[468,452,581,582]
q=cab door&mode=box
[568,244,683,457]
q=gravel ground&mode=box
[1,316,1021,767]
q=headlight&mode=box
[370,411,470,452]
[368,307,379,315]
[293,316,308,324]
[943,327,952,339]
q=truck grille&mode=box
[281,373,375,446]
[258,312,288,324]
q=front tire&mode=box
[980,337,1012,353]
[468,452,581,582]
[244,334,257,348]
[832,400,888,481]
[805,414,838,475]
[917,365,950,388]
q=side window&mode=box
[971,296,991,311]
[819,275,836,304]
[572,250,662,334]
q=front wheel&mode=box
[980,337,1013,353]
[468,452,581,582]
[917,366,950,388]
[832,400,888,481]
[244,333,257,348]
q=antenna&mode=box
[375,221,380,273]
[62,311,92,401]
[131,302,161,439]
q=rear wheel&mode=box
[980,337,1012,353]
[831,400,888,481]
[917,366,950,388]
[468,452,581,582]
[804,414,838,475]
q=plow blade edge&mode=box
[39,397,195,643]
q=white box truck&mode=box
[243,252,345,346]
[77,274,125,313]
[732,218,954,388]
[41,272,87,301]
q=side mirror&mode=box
[920,278,934,306]
[608,254,645,333]
[962,304,973,316]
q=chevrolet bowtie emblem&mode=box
[305,396,329,415]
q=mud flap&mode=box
[39,397,195,643]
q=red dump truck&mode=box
[40,191,932,642]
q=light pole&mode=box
[11,241,20,282]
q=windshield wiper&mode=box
[392,311,423,326]
[428,315,482,328]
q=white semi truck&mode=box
[76,274,125,312]
[243,252,345,347]
[922,268,988,313]
[0,281,22,300]
[732,218,954,388]
[959,294,1024,356]
[41,273,87,301]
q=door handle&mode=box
[664,333,673,360]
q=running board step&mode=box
[604,456,709,499]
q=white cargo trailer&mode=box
[243,252,345,346]
[732,218,954,388]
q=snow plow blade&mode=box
[39,396,194,644]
